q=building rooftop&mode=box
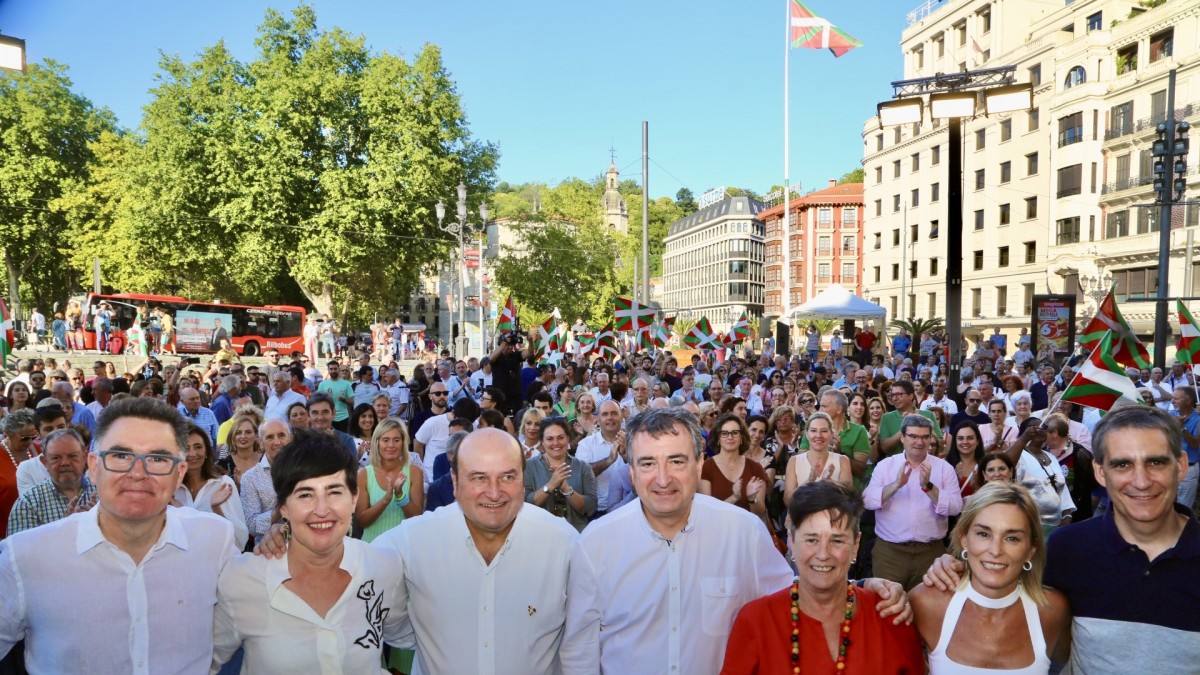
[759,181,864,219]
[666,196,765,238]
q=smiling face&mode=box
[1094,426,1188,531]
[184,432,209,475]
[260,420,291,463]
[954,426,979,458]
[279,471,355,556]
[452,428,526,540]
[790,510,860,595]
[88,417,186,526]
[848,396,865,421]
[806,417,833,452]
[307,402,333,431]
[960,502,1035,597]
[542,422,570,461]
[984,457,1013,483]
[747,420,768,448]
[629,425,701,532]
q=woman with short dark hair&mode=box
[700,414,769,517]
[213,430,407,673]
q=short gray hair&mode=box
[218,375,241,395]
[1010,390,1032,406]
[42,428,85,453]
[625,407,705,461]
[2,409,36,435]
[899,413,934,436]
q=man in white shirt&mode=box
[561,407,798,674]
[0,397,237,674]
[920,377,959,416]
[373,428,579,675]
[575,400,626,517]
[85,377,113,421]
[382,368,410,418]
[469,357,493,400]
[588,372,613,406]
[264,371,306,422]
[735,376,764,415]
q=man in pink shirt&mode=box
[863,414,962,589]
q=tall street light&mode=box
[436,183,488,358]
[876,66,1031,393]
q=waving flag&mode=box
[576,333,596,355]
[593,321,620,360]
[653,316,675,349]
[497,295,516,335]
[535,314,563,358]
[791,1,862,58]
[613,297,657,332]
[1060,331,1143,411]
[1178,301,1200,367]
[0,298,11,369]
[729,311,751,342]
[683,317,717,349]
[1079,288,1150,369]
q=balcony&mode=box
[1104,124,1134,141]
[1102,164,1200,195]
[1056,186,1082,198]
[1057,130,1083,148]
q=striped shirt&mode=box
[176,404,219,446]
[7,478,96,536]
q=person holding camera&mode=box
[491,333,525,417]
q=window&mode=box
[1024,283,1035,315]
[1106,210,1129,238]
[972,288,982,317]
[914,46,925,69]
[911,188,920,207]
[932,145,941,165]
[842,235,856,253]
[928,292,937,319]
[1028,108,1039,132]
[999,203,1011,225]
[893,194,901,212]
[1109,101,1133,139]
[1057,164,1083,198]
[817,263,831,282]
[930,258,939,275]
[975,169,985,190]
[996,286,1008,316]
[1028,64,1041,87]
[910,224,919,243]
[818,207,833,225]
[874,199,882,217]
[876,134,884,151]
[1150,29,1173,63]
[874,166,883,183]
[1086,12,1102,32]
[892,264,900,280]
[892,229,901,246]
[999,246,1009,267]
[1000,161,1011,183]
[894,128,902,144]
[1117,45,1137,75]
[974,210,985,230]
[912,153,920,171]
[1151,90,1167,122]
[818,235,832,255]
[1056,216,1081,245]
[1058,112,1083,147]
[1024,241,1036,264]
[1064,65,1087,88]
[935,35,944,57]
[979,8,991,34]
[956,21,967,46]
[842,262,856,281]
[1026,152,1039,176]
[930,220,939,239]
[1115,153,1131,184]
[873,232,881,249]
[894,160,901,178]
[1137,208,1159,235]
[842,207,857,224]
[1025,197,1038,219]
[976,129,986,150]
[973,250,984,270]
[909,260,918,278]
[1000,119,1011,142]
[874,266,881,283]
[931,182,940,202]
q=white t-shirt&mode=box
[414,413,451,486]
[469,369,492,399]
[575,433,624,512]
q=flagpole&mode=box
[782,0,791,339]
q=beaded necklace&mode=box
[790,579,855,673]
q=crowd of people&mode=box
[0,320,1197,674]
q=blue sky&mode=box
[0,0,913,199]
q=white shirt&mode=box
[372,502,578,675]
[562,496,792,675]
[173,475,248,550]
[414,414,451,486]
[469,370,492,399]
[15,456,50,496]
[386,383,410,416]
[264,389,307,422]
[920,395,959,416]
[212,538,407,675]
[240,455,276,545]
[588,387,613,406]
[0,506,236,675]
[575,433,625,512]
[85,400,105,421]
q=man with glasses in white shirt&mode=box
[0,397,238,675]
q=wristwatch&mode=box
[562,487,576,497]
[541,485,551,494]
[923,481,935,492]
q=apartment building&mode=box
[662,194,766,333]
[761,179,865,318]
[863,0,1198,340]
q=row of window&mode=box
[765,262,858,285]
[670,221,764,251]
[880,283,1036,322]
[873,152,1040,217]
[662,239,764,275]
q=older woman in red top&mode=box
[721,482,923,675]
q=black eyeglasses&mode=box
[430,391,448,396]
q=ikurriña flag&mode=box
[1078,288,1150,369]
[790,1,862,58]
[1060,331,1144,411]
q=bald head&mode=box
[179,387,202,413]
[454,428,523,479]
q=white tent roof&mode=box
[784,284,887,321]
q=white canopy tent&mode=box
[784,284,886,321]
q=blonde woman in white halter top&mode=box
[910,483,1070,674]
[783,412,853,507]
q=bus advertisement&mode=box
[79,293,307,356]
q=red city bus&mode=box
[79,293,307,356]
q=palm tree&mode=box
[890,317,945,339]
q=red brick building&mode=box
[761,180,864,320]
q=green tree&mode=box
[891,317,944,338]
[837,168,864,184]
[675,187,697,214]
[0,61,116,319]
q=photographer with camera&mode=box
[491,331,526,418]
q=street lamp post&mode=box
[436,183,488,359]
[876,66,1031,394]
